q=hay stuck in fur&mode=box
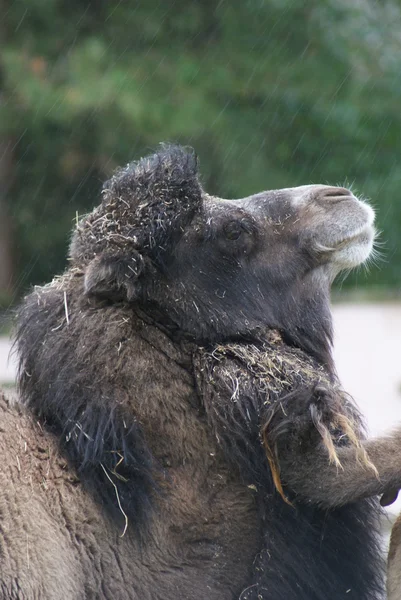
[197,329,377,502]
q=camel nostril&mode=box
[320,187,352,200]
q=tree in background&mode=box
[1,0,401,306]
[0,0,15,305]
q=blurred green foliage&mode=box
[2,0,401,298]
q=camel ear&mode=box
[84,251,145,302]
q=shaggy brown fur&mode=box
[0,145,398,599]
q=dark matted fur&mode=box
[196,341,383,599]
[7,145,399,599]
[16,281,157,530]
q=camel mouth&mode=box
[330,222,376,270]
[315,197,375,263]
[334,222,376,252]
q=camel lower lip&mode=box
[335,225,375,249]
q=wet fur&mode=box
[2,145,394,598]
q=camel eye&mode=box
[223,221,243,241]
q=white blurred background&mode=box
[333,303,401,541]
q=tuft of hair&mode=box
[70,144,202,265]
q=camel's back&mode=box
[0,392,88,598]
[0,393,145,598]
[0,392,262,600]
